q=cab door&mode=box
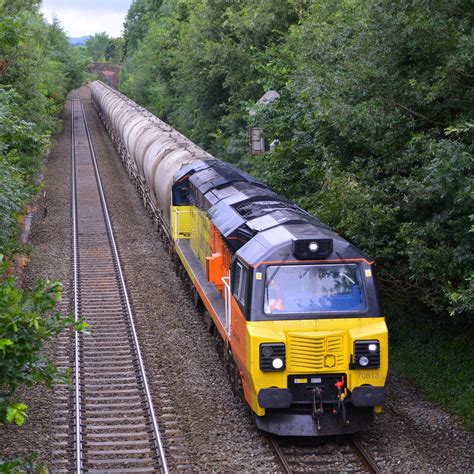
[230,259,252,400]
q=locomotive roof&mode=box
[176,159,264,193]
[237,222,371,267]
[173,158,372,263]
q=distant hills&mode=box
[70,36,90,46]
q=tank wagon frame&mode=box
[91,81,388,437]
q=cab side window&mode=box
[232,261,249,310]
[233,263,242,299]
[172,183,189,205]
[189,184,197,204]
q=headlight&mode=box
[272,358,284,369]
[260,343,286,371]
[353,340,380,369]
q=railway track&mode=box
[269,435,381,473]
[51,92,168,473]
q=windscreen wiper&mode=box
[264,252,290,289]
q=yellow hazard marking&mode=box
[256,272,262,280]
[365,269,372,278]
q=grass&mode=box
[388,309,474,432]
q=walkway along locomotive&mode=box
[91,80,388,436]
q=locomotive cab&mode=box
[230,230,388,436]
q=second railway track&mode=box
[52,92,168,473]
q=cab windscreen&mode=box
[264,263,367,315]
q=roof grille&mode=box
[233,200,309,220]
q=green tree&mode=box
[84,33,124,63]
[1,3,84,255]
[121,0,306,154]
[123,0,163,57]
[46,16,86,90]
[105,37,124,63]
[85,32,111,62]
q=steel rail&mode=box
[349,436,381,474]
[77,94,169,474]
[268,437,292,474]
[71,94,83,473]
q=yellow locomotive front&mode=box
[230,233,388,436]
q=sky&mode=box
[40,0,133,38]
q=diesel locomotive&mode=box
[91,80,388,436]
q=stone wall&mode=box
[90,63,121,89]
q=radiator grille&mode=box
[288,334,344,371]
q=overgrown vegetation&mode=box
[121,0,473,427]
[391,312,474,431]
[0,0,86,463]
[0,0,85,255]
[0,452,46,473]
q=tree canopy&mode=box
[83,33,124,63]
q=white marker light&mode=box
[309,241,319,252]
[359,356,369,367]
[272,358,284,369]
[368,343,378,352]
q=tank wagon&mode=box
[91,80,388,436]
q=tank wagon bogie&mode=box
[91,80,388,437]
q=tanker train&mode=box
[90,80,388,436]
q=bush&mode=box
[0,158,26,255]
[0,257,86,427]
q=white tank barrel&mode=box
[91,80,207,230]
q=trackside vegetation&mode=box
[0,258,83,426]
[0,0,86,465]
[120,0,473,429]
[0,0,86,255]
